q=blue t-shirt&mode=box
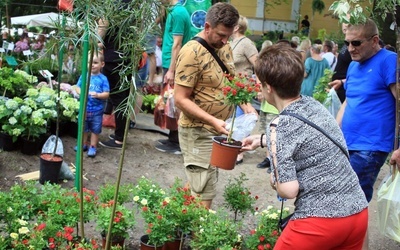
[77,73,110,112]
[342,49,396,152]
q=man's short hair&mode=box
[206,2,239,28]
[324,40,333,52]
[347,19,379,39]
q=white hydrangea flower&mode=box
[8,117,17,125]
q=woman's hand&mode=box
[241,134,261,151]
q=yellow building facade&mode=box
[230,0,372,39]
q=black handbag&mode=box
[276,111,350,232]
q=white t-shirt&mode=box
[155,45,162,67]
[322,52,337,70]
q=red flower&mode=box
[142,206,149,212]
[255,195,259,200]
[259,235,265,242]
[250,229,256,235]
[182,209,187,214]
[58,210,64,215]
[22,239,29,245]
[271,230,278,236]
[114,217,121,223]
[258,245,264,250]
[116,211,123,218]
[36,223,46,231]
[266,244,271,249]
[146,229,152,234]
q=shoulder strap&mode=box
[192,36,229,74]
[281,110,349,159]
[231,37,246,51]
[330,56,336,68]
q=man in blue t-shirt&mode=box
[336,20,397,248]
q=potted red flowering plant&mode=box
[210,73,261,170]
[94,200,135,248]
[244,205,291,250]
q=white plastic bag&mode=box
[225,113,258,141]
[324,88,341,118]
[41,135,64,157]
[377,170,400,242]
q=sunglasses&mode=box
[344,34,377,47]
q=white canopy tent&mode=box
[11,12,76,28]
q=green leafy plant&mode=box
[223,172,257,221]
[313,69,334,103]
[98,183,133,204]
[221,73,261,143]
[132,176,166,212]
[244,205,291,250]
[142,94,159,111]
[190,209,242,250]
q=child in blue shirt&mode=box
[74,53,110,157]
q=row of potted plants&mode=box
[0,85,79,151]
[0,174,291,250]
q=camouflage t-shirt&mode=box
[175,40,235,134]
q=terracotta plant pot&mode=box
[210,136,242,170]
[140,235,163,250]
[162,236,185,250]
[39,153,63,184]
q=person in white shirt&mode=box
[322,40,337,70]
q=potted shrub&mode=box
[223,173,258,221]
[210,73,261,170]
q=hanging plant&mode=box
[312,0,326,15]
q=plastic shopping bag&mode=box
[225,113,258,141]
[324,88,341,118]
[377,170,400,242]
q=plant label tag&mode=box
[39,70,54,78]
[7,42,14,51]
[23,50,33,56]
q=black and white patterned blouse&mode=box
[266,96,368,219]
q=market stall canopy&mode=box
[11,12,76,28]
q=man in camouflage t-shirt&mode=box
[174,3,254,208]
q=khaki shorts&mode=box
[179,126,218,200]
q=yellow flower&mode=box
[164,197,170,203]
[10,233,18,239]
[208,209,216,214]
[18,227,29,234]
[7,207,13,213]
[133,196,139,202]
[141,198,148,206]
[17,219,28,226]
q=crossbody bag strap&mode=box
[281,110,349,159]
[192,36,230,74]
